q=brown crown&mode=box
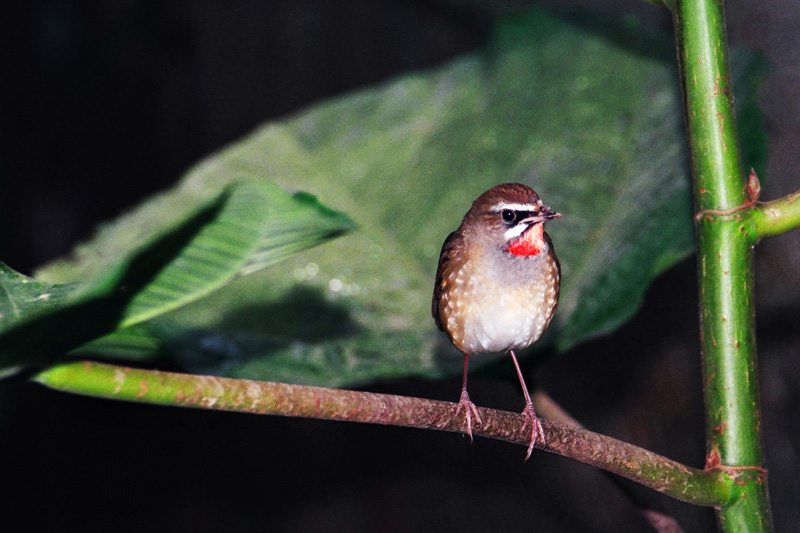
[471,183,541,211]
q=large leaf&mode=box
[36,10,765,386]
[0,182,354,376]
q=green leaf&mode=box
[115,182,355,329]
[0,182,355,376]
[36,9,765,387]
[0,263,76,327]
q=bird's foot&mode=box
[520,402,545,461]
[455,391,482,442]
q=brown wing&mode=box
[432,230,465,331]
[543,230,561,312]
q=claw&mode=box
[509,349,544,460]
[455,390,482,441]
[520,402,544,461]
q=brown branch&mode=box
[35,360,733,507]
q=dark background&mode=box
[2,1,798,531]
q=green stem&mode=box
[35,360,733,507]
[672,0,773,530]
[752,189,800,241]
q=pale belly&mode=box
[458,285,548,353]
[440,243,559,355]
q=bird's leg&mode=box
[455,353,482,441]
[510,349,544,460]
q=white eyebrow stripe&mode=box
[490,202,540,212]
[504,224,527,241]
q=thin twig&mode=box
[752,188,800,241]
[533,390,686,533]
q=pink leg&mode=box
[455,353,482,441]
[510,349,544,460]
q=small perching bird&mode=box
[432,183,561,459]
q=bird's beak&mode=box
[522,205,561,224]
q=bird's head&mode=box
[465,183,561,257]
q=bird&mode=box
[432,183,561,459]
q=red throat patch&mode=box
[506,223,545,257]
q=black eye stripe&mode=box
[501,210,537,224]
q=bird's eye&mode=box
[501,210,517,223]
